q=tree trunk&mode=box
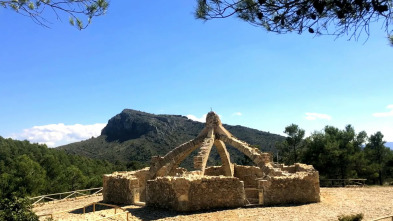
[293,145,297,163]
[379,169,383,185]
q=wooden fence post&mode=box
[93,202,96,212]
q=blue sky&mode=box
[0,1,392,147]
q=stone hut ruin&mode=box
[103,112,320,211]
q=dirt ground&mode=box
[34,186,393,221]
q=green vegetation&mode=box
[277,123,305,164]
[338,213,364,221]
[0,136,128,199]
[277,124,393,185]
[0,136,146,220]
[0,195,38,221]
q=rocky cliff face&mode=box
[101,109,206,147]
[59,109,284,166]
[102,110,196,142]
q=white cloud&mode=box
[381,128,393,142]
[305,112,332,121]
[372,104,393,117]
[186,114,207,123]
[232,112,242,116]
[364,126,393,142]
[10,123,107,147]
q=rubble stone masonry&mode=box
[146,175,246,211]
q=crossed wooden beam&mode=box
[149,112,271,179]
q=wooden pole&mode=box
[93,202,96,212]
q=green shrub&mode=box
[338,213,364,221]
[0,196,38,221]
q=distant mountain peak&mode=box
[101,109,193,142]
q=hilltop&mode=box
[58,109,284,168]
[33,187,393,220]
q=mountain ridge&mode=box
[58,109,284,167]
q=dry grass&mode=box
[34,186,393,221]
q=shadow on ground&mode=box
[69,201,123,214]
[67,200,310,220]
[124,202,315,220]
[125,206,240,220]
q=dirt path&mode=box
[34,187,393,221]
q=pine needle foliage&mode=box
[0,0,109,29]
[196,0,393,44]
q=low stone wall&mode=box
[103,163,320,209]
[146,176,245,211]
[205,165,264,187]
[259,164,320,206]
[103,168,150,204]
[276,163,316,174]
[205,166,225,176]
[131,168,150,202]
[103,172,139,204]
[234,165,264,187]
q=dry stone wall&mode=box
[103,163,320,210]
[146,176,246,211]
[204,165,225,176]
[233,165,264,204]
[103,173,139,204]
[103,168,150,204]
[233,165,264,187]
[131,168,150,202]
[259,163,320,205]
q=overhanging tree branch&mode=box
[0,0,109,30]
[196,0,393,44]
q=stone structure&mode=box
[146,176,246,211]
[103,168,150,204]
[103,112,320,211]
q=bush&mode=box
[338,213,364,221]
[0,196,38,221]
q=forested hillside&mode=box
[0,136,127,199]
[59,109,285,168]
